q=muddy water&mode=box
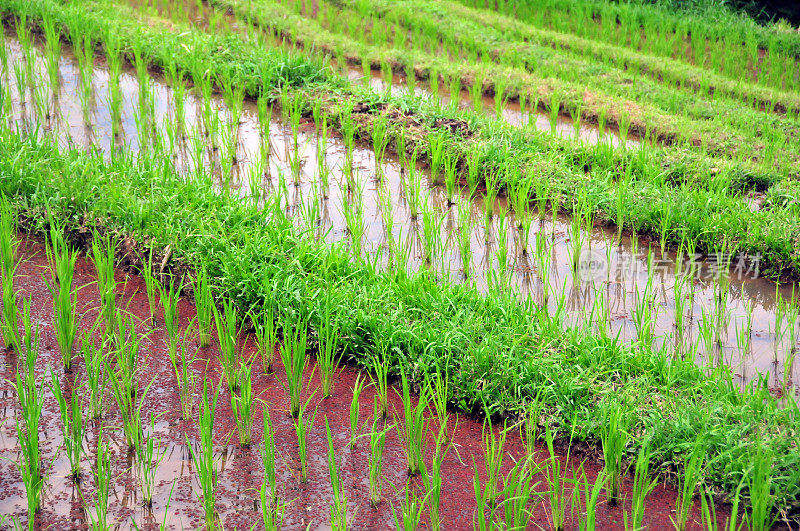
[1,31,799,393]
[0,236,730,529]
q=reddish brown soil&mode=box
[0,234,732,529]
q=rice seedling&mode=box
[421,201,444,267]
[747,441,776,531]
[341,179,366,258]
[170,327,198,421]
[293,394,318,483]
[428,370,451,443]
[160,277,181,360]
[371,115,389,168]
[397,366,428,476]
[497,456,539,530]
[576,468,606,530]
[81,332,105,419]
[253,301,278,374]
[429,130,446,181]
[50,371,84,481]
[213,298,240,393]
[542,425,570,531]
[325,418,348,529]
[141,249,160,327]
[673,440,706,531]
[421,423,449,530]
[483,169,500,223]
[457,199,473,277]
[391,485,429,531]
[260,479,287,530]
[317,294,341,398]
[260,403,279,506]
[600,400,629,506]
[474,418,508,510]
[443,153,458,206]
[44,223,80,370]
[86,432,112,530]
[349,373,366,448]
[280,316,311,418]
[13,305,44,522]
[231,354,256,446]
[92,233,117,335]
[369,345,390,420]
[626,441,657,530]
[403,149,423,219]
[133,413,166,508]
[193,265,214,347]
[188,379,221,530]
[0,199,20,350]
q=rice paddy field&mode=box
[0,0,799,528]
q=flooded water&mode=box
[0,236,728,529]
[1,27,799,395]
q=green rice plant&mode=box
[81,332,105,419]
[548,91,561,132]
[475,419,508,509]
[133,413,166,508]
[260,479,286,530]
[521,391,542,457]
[403,149,422,219]
[231,355,256,446]
[495,206,509,274]
[600,400,629,506]
[673,440,706,531]
[371,115,389,167]
[443,153,458,206]
[366,415,391,506]
[457,199,473,277]
[576,468,606,530]
[86,432,112,530]
[160,278,181,361]
[428,370,450,443]
[280,316,310,418]
[397,367,428,476]
[429,130,446,181]
[421,423,449,530]
[253,301,278,374]
[542,425,569,531]
[497,456,539,530]
[470,74,483,110]
[341,180,366,258]
[50,371,84,481]
[350,373,366,448]
[91,232,117,338]
[746,441,776,531]
[170,326,197,421]
[369,345,390,420]
[0,199,20,350]
[317,294,341,398]
[325,418,348,529]
[260,403,278,506]
[626,441,657,531]
[293,395,318,483]
[44,224,80,370]
[421,202,444,266]
[107,359,154,450]
[213,298,240,393]
[187,379,221,530]
[141,249,159,327]
[483,169,500,223]
[193,265,214,347]
[13,310,44,522]
[391,485,428,531]
[109,315,143,403]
